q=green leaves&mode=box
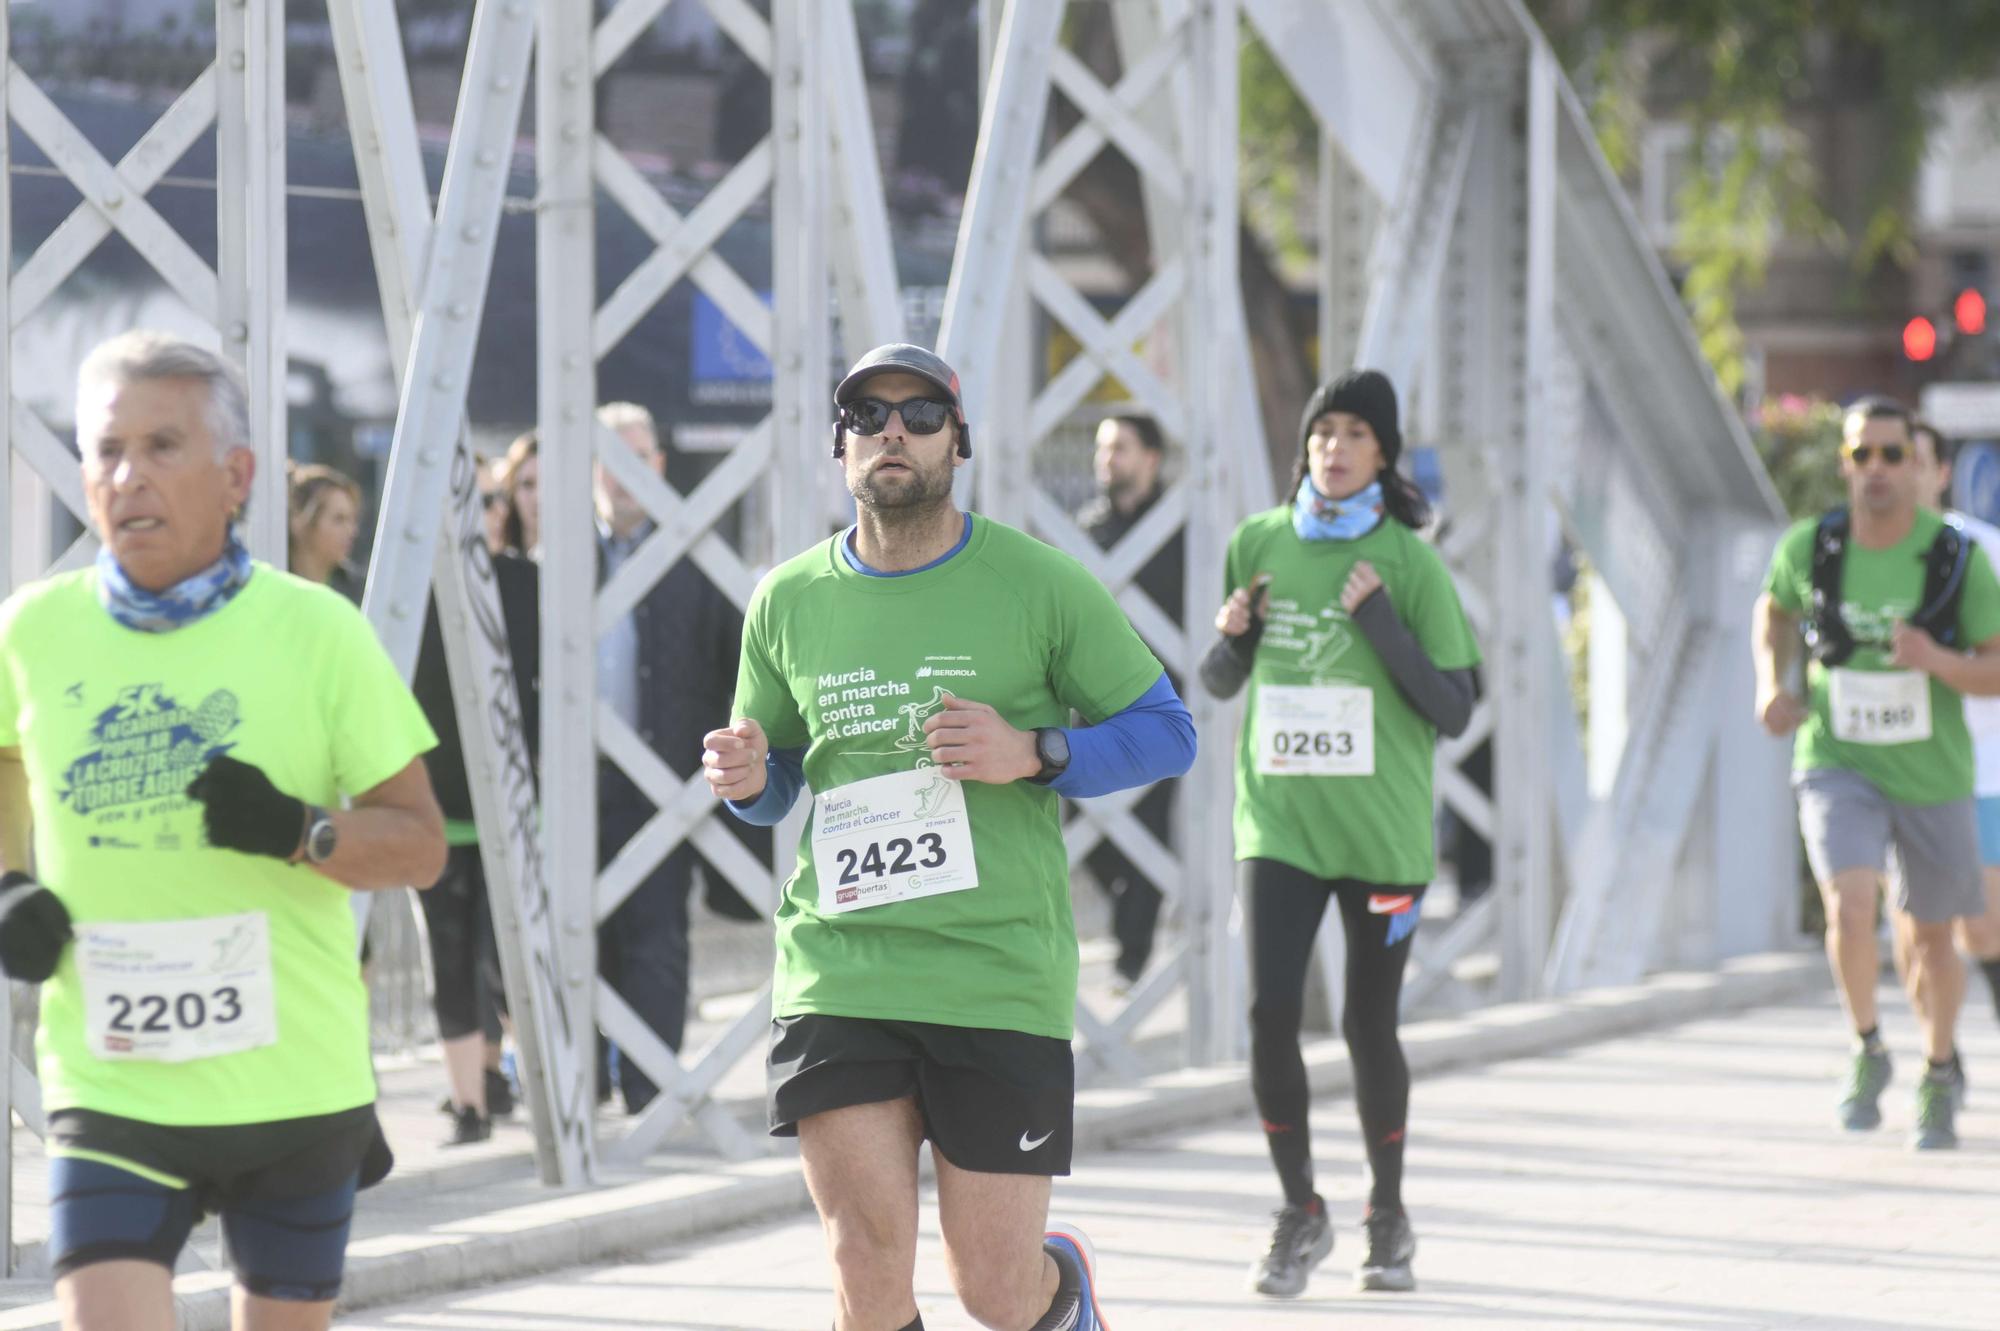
[1525,0,2000,398]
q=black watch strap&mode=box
[1030,727,1070,785]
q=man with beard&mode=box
[1755,395,2000,1151]
[701,345,1195,1330]
[1074,413,1181,988]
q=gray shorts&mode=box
[1792,768,1984,923]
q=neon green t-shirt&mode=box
[733,516,1164,1040]
[1224,508,1481,885]
[0,565,436,1125]
[1762,509,2000,805]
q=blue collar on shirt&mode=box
[841,513,973,577]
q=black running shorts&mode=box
[768,1013,1075,1175]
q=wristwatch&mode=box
[1029,727,1071,785]
[302,807,338,865]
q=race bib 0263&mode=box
[75,912,277,1063]
[1254,683,1375,776]
[812,766,979,914]
[1829,668,1932,746]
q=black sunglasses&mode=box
[839,395,954,436]
[1844,443,1907,466]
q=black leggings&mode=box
[1241,859,1422,1215]
[418,845,505,1042]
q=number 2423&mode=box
[836,833,947,885]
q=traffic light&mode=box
[1957,287,1988,337]
[1906,316,1939,362]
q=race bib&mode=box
[76,913,277,1063]
[1829,669,1932,746]
[1255,684,1374,776]
[812,766,978,914]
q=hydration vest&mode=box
[1801,508,1971,666]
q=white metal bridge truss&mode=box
[0,0,1795,1202]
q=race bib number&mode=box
[813,766,978,914]
[1255,684,1374,776]
[76,913,277,1063]
[1829,668,1931,746]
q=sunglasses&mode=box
[839,396,954,436]
[1843,443,1907,466]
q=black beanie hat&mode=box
[1299,368,1401,465]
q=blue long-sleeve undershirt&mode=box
[1048,672,1194,798]
[726,671,1195,825]
[728,745,806,825]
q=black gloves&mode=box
[0,870,72,982]
[186,755,307,861]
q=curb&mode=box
[0,950,1825,1330]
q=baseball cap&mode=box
[835,343,967,424]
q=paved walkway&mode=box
[342,981,2000,1330]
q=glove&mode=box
[185,755,307,861]
[0,870,73,982]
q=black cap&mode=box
[836,343,967,424]
[1300,368,1401,464]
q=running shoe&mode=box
[444,1104,491,1146]
[1837,1046,1893,1131]
[1043,1220,1108,1330]
[1944,1051,1968,1111]
[1355,1206,1417,1292]
[1248,1201,1332,1298]
[486,1066,516,1119]
[1913,1074,1959,1151]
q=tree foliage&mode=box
[1752,393,1848,519]
[1526,1,2000,397]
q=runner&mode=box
[1200,369,1479,1298]
[702,343,1194,1331]
[1911,421,2000,1053]
[1753,396,2000,1151]
[0,331,445,1331]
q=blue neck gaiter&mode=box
[96,531,255,633]
[1293,476,1385,542]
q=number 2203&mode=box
[836,833,948,885]
[107,987,243,1034]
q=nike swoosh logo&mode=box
[1019,1129,1054,1151]
[1367,894,1414,915]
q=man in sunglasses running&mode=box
[702,344,1193,1330]
[1754,395,2000,1150]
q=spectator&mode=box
[410,543,540,1144]
[498,430,540,559]
[288,461,364,602]
[480,455,511,558]
[1074,413,1182,986]
[593,402,766,1114]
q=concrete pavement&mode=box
[335,968,2000,1330]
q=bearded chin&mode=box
[855,468,950,511]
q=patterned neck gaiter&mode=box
[1292,476,1385,542]
[96,531,255,633]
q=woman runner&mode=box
[1202,369,1481,1298]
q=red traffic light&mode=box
[1956,287,1987,336]
[1904,315,1938,361]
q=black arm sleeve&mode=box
[1349,589,1479,737]
[1198,618,1264,699]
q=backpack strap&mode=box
[1911,517,1972,647]
[1802,508,1856,665]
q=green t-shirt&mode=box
[1762,508,2000,804]
[1224,508,1481,885]
[0,565,436,1125]
[734,516,1164,1040]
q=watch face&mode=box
[307,818,338,864]
[1042,728,1070,768]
